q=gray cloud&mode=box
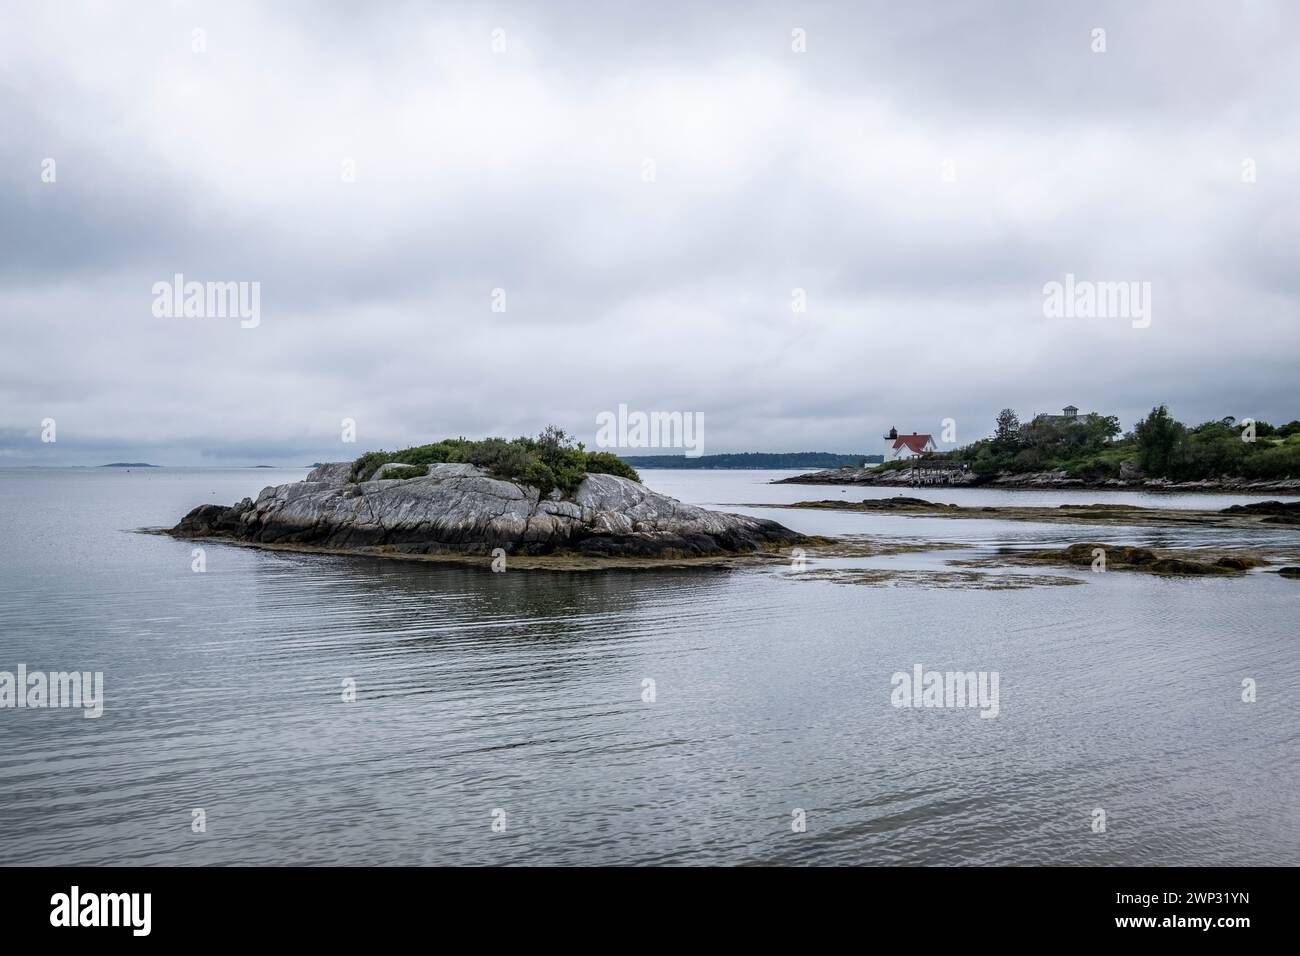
[1,0,1297,465]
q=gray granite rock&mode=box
[173,462,803,557]
[305,461,354,485]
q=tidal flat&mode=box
[765,495,1300,530]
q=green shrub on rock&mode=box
[349,427,642,498]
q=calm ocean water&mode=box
[1,467,1296,865]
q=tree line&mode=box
[943,406,1300,481]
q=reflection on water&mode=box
[0,468,1296,865]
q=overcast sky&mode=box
[2,0,1297,465]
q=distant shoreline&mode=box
[621,452,880,470]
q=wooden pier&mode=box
[906,458,970,487]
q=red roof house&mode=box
[883,428,937,460]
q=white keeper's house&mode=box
[883,427,937,461]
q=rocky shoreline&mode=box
[773,466,1300,494]
[769,496,1300,530]
[171,461,806,561]
[754,496,1300,579]
[952,543,1300,580]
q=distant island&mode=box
[620,452,882,470]
[100,462,159,468]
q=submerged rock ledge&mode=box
[171,461,805,559]
[764,496,1300,530]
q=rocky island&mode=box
[171,435,805,564]
[780,406,1300,493]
